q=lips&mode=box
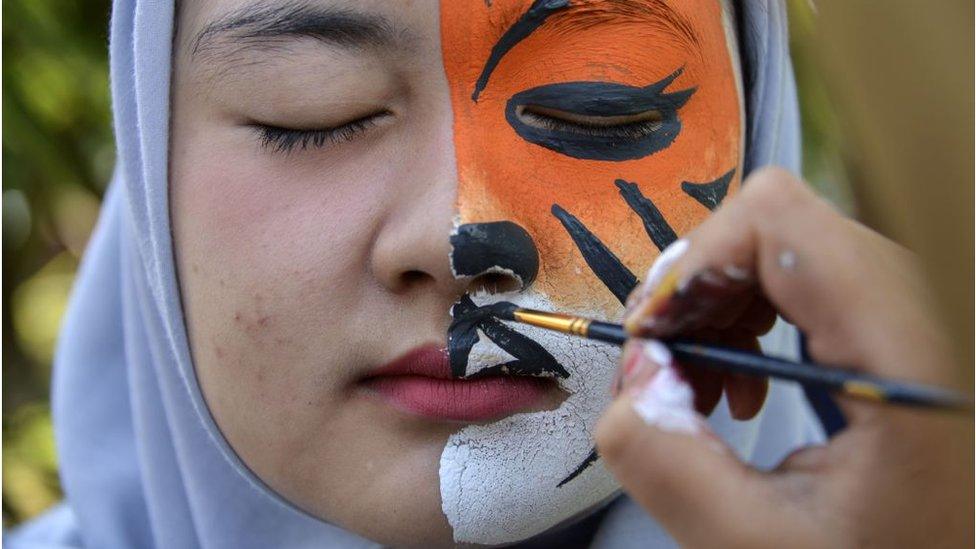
[361,343,558,423]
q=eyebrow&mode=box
[472,0,702,101]
[190,1,408,63]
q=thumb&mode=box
[596,339,799,548]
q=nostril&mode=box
[400,270,434,288]
[470,271,522,294]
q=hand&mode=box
[595,167,972,548]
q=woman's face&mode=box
[170,0,741,546]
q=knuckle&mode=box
[740,166,811,214]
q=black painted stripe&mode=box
[448,295,568,379]
[681,168,735,211]
[472,0,570,102]
[450,221,540,288]
[479,316,569,378]
[551,204,638,305]
[557,447,599,487]
[615,179,678,252]
[448,296,484,378]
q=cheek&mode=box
[170,138,384,290]
[169,131,405,496]
[168,131,393,405]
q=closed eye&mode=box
[503,72,695,161]
[251,110,392,154]
[516,105,663,139]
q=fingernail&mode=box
[615,340,664,397]
[722,264,751,282]
[629,266,753,337]
[624,239,689,331]
[624,270,682,332]
[627,341,702,435]
[613,341,647,397]
[626,239,689,311]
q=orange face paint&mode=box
[441,0,742,317]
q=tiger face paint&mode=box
[439,0,743,543]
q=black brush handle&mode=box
[669,341,972,412]
[799,333,847,437]
[585,321,628,345]
[582,321,971,413]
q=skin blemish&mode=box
[231,300,282,345]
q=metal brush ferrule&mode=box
[512,309,592,336]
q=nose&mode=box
[450,221,540,292]
[369,95,465,297]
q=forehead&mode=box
[178,0,732,65]
[176,0,435,77]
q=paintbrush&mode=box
[490,304,973,413]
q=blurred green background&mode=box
[3,0,114,527]
[0,0,848,529]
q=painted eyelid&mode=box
[507,80,695,117]
[504,74,696,162]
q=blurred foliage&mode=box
[0,0,849,530]
[3,0,113,528]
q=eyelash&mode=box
[251,105,661,153]
[518,109,663,139]
[253,112,390,154]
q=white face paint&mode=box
[440,289,620,545]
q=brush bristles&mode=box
[486,301,519,321]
